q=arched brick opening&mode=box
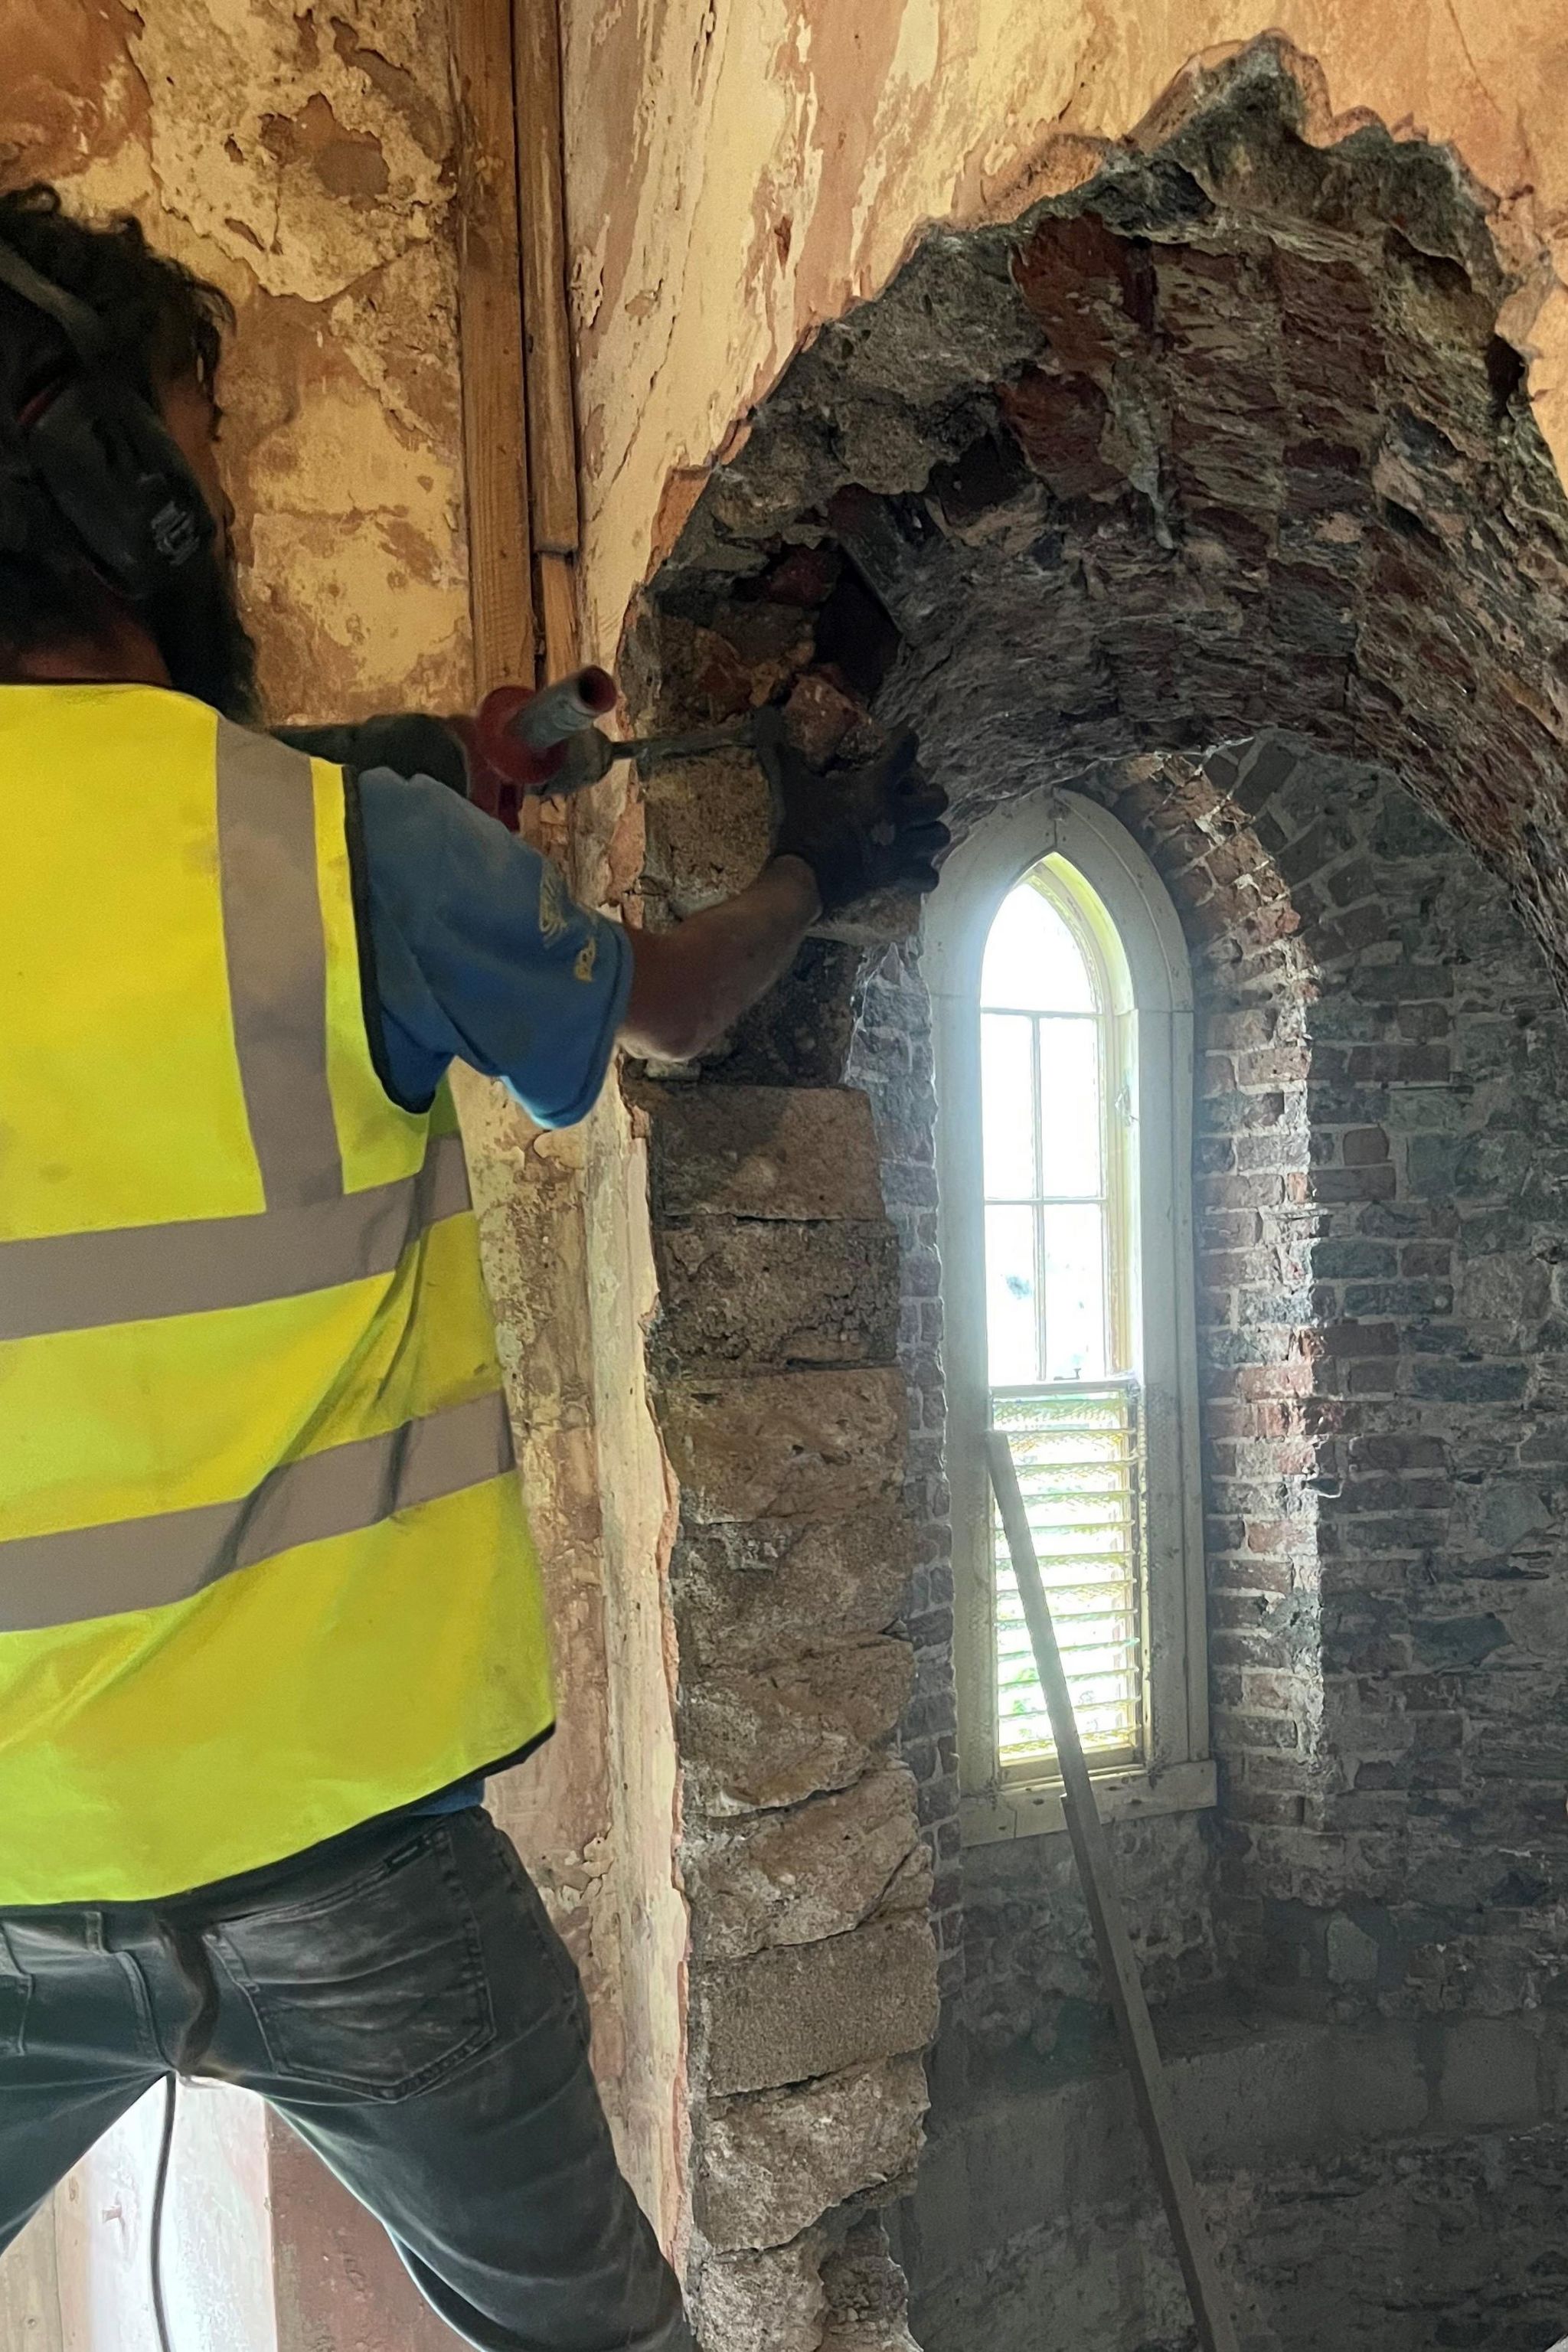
[889,731,1568,2348]
[622,39,1568,2352]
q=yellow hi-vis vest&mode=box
[0,683,554,1904]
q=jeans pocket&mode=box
[482,1820,586,2024]
[0,1928,31,2059]
[214,1827,495,2100]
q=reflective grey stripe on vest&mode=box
[0,724,474,1341]
[0,1390,515,1632]
[216,720,344,1204]
[0,1129,471,1343]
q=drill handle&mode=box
[506,666,617,753]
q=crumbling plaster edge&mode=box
[621,30,1565,627]
[580,1080,694,2264]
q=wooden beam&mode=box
[986,1432,1243,2352]
[508,0,587,873]
[452,0,537,694]
[536,546,580,678]
[513,0,580,566]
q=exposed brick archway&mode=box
[620,39,1568,2352]
[632,39,1568,980]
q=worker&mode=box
[0,184,949,2351]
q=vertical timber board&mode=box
[513,0,581,569]
[452,0,537,695]
[537,547,581,675]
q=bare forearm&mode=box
[620,856,822,1061]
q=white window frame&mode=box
[926,790,1214,1846]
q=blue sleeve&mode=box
[354,766,632,1129]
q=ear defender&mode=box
[0,237,216,605]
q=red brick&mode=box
[1244,1521,1293,1554]
[1211,1557,1294,1596]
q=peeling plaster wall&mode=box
[2,0,475,725]
[0,10,648,2347]
[560,0,1568,672]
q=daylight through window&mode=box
[930,791,1209,1840]
[981,861,1142,1768]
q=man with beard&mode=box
[0,185,947,2352]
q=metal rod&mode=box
[605,720,754,770]
[986,1430,1243,2352]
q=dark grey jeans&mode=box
[0,1806,693,2352]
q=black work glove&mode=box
[753,706,951,913]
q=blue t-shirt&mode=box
[356,765,632,1123]
[353,766,632,1815]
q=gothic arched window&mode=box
[929,795,1214,1842]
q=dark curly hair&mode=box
[0,183,256,715]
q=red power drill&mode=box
[464,666,619,828]
[466,665,753,829]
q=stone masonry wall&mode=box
[632,1068,939,2350]
[910,2014,1568,2352]
[845,948,964,1994]
[625,51,1568,2345]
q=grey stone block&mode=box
[675,1508,912,1668]
[688,1766,926,1958]
[654,1218,900,1374]
[1437,2017,1544,2133]
[690,2232,827,2352]
[697,2053,929,2249]
[704,1910,940,2096]
[682,1639,915,1815]
[635,1083,887,1223]
[1326,2027,1431,2141]
[659,1369,906,1523]
[1326,1913,1381,1987]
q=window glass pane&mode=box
[1037,1018,1101,1198]
[981,1013,1035,1199]
[1042,1204,1106,1380]
[982,881,1096,1014]
[985,1204,1038,1384]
